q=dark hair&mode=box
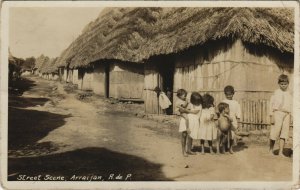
[218,102,229,113]
[190,92,202,106]
[224,85,235,94]
[202,93,214,109]
[278,74,289,84]
[176,89,187,98]
[154,86,161,93]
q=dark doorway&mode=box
[59,68,64,82]
[158,61,174,115]
[78,68,85,90]
[105,63,110,98]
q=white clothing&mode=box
[270,111,291,140]
[269,89,293,116]
[159,92,172,109]
[188,104,202,140]
[178,117,187,132]
[175,98,187,115]
[222,99,241,129]
[199,107,217,140]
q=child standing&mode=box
[216,102,235,154]
[199,94,216,154]
[187,92,203,155]
[222,85,242,152]
[269,74,293,157]
[176,89,190,157]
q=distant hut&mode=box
[40,57,59,80]
[140,8,294,129]
[34,55,50,76]
[55,47,73,82]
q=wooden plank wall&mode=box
[144,63,162,114]
[93,64,106,96]
[109,63,144,100]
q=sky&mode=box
[9,7,103,59]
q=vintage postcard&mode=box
[1,1,300,189]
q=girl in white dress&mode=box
[199,94,217,154]
[187,92,203,154]
[176,89,190,157]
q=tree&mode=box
[22,57,36,71]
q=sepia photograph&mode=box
[1,1,299,189]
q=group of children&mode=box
[176,74,293,157]
[176,85,240,156]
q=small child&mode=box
[269,74,293,157]
[187,92,203,155]
[222,85,242,151]
[176,89,190,157]
[199,94,216,154]
[216,102,235,154]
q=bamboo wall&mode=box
[145,39,294,130]
[109,62,144,100]
[93,64,106,96]
[172,39,293,129]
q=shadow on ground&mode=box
[9,77,36,96]
[8,107,69,150]
[192,141,248,154]
[8,147,171,181]
[9,96,50,108]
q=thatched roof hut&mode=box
[140,7,293,59]
[61,7,293,68]
[40,57,58,74]
[34,55,49,70]
[140,7,294,124]
[54,7,294,117]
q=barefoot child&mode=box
[187,92,203,155]
[269,74,293,157]
[199,94,216,154]
[222,85,242,152]
[216,102,235,154]
[176,89,190,157]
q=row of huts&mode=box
[33,7,294,129]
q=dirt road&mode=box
[8,76,292,181]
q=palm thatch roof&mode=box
[56,7,162,68]
[34,54,50,71]
[57,7,294,69]
[40,57,58,74]
[140,7,294,59]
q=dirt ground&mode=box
[7,76,293,181]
